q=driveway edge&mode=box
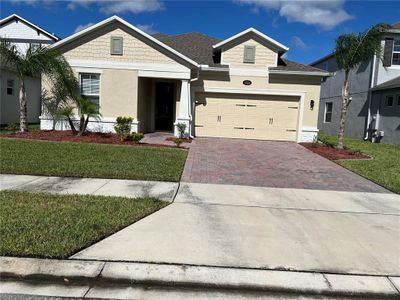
[1,257,399,298]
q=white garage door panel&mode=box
[195,93,300,141]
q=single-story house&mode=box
[41,16,329,142]
[0,14,59,125]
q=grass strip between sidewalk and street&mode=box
[318,131,400,194]
[0,190,168,258]
[0,138,187,182]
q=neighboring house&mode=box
[0,14,59,125]
[41,16,329,142]
[311,22,400,144]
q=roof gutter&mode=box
[199,65,229,72]
[269,70,332,77]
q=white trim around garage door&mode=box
[192,87,306,142]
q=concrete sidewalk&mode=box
[73,182,400,276]
[1,257,399,299]
[0,174,178,202]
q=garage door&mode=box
[194,93,300,141]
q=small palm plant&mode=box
[334,24,389,149]
[0,41,69,132]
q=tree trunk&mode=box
[77,115,89,136]
[337,71,350,149]
[67,117,77,134]
[19,79,28,132]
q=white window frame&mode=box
[392,39,400,65]
[30,43,41,51]
[324,102,333,123]
[6,79,14,95]
[386,95,394,106]
[79,73,101,113]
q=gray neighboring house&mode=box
[311,22,400,144]
[0,14,59,125]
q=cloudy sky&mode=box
[2,0,399,64]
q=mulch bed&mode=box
[165,137,193,143]
[301,143,370,160]
[2,130,178,148]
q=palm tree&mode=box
[0,41,68,132]
[76,97,101,136]
[334,24,389,149]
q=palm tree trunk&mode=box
[19,79,28,132]
[337,71,350,149]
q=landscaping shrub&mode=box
[176,122,187,138]
[5,123,19,133]
[114,116,133,141]
[130,132,144,143]
[174,138,183,148]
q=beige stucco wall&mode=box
[222,39,278,68]
[194,73,321,128]
[101,69,138,118]
[62,26,178,65]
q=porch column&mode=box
[175,79,191,137]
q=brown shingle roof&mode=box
[153,32,327,73]
[153,32,221,66]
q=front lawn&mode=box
[0,138,187,182]
[318,132,400,193]
[0,190,167,258]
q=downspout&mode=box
[188,67,200,138]
[364,54,377,140]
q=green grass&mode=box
[0,190,168,258]
[318,131,400,193]
[0,138,187,181]
[0,123,40,134]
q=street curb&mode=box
[1,257,399,298]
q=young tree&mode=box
[334,24,389,149]
[0,41,69,132]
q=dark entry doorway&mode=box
[155,82,175,131]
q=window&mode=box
[6,79,14,95]
[110,36,123,55]
[397,95,400,106]
[80,74,100,113]
[393,40,400,65]
[386,95,394,106]
[324,102,333,123]
[30,43,40,51]
[243,45,256,64]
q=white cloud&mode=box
[235,0,354,30]
[291,36,311,51]
[67,0,164,14]
[74,22,94,33]
[136,24,157,34]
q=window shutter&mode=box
[383,38,394,67]
[111,37,123,55]
[243,45,255,63]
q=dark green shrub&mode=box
[174,138,183,148]
[114,116,133,141]
[5,123,19,133]
[130,132,144,143]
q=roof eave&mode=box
[0,14,59,41]
[50,15,199,68]
[212,28,289,52]
[269,70,332,77]
[200,65,229,72]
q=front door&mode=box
[155,82,175,131]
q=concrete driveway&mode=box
[73,182,400,276]
[182,138,387,193]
